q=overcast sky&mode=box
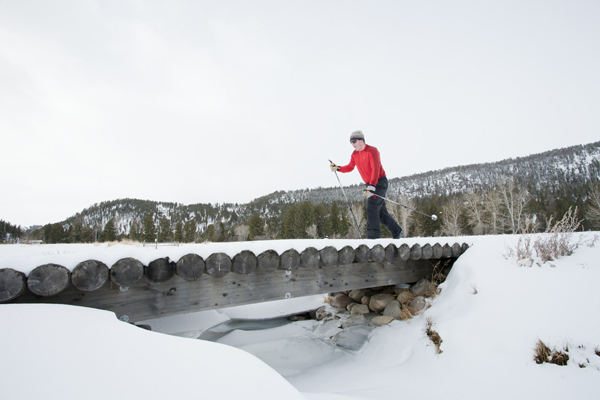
[1,0,599,227]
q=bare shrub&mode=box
[505,207,592,267]
[586,185,600,229]
[533,207,582,262]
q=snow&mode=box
[0,237,425,275]
[2,233,600,399]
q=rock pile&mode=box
[314,277,441,328]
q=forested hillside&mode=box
[29,141,600,243]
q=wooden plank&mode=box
[11,258,436,323]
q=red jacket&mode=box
[339,144,386,186]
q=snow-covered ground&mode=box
[1,233,600,399]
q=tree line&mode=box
[0,220,22,243]
[29,177,600,245]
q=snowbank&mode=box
[0,304,306,400]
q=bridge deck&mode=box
[1,242,468,323]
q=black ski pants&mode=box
[367,176,403,239]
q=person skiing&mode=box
[330,130,403,239]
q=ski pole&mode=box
[328,160,364,239]
[374,194,438,221]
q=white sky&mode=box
[1,0,599,227]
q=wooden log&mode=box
[111,258,144,287]
[0,268,26,302]
[279,249,300,270]
[300,247,320,269]
[205,253,232,277]
[442,244,452,258]
[370,244,385,263]
[71,260,109,291]
[432,243,443,259]
[257,250,280,272]
[451,243,462,258]
[421,243,433,260]
[232,250,257,275]
[385,244,398,262]
[27,264,70,297]
[176,254,205,281]
[354,244,371,263]
[146,257,176,283]
[398,244,411,261]
[409,244,422,260]
[462,243,470,253]
[338,245,355,264]
[319,246,338,267]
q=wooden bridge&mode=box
[0,241,468,323]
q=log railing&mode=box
[0,242,468,323]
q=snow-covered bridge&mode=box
[0,239,468,323]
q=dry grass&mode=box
[396,290,414,306]
[425,317,443,354]
[399,307,413,321]
[595,346,600,357]
[551,349,570,366]
[534,339,552,364]
[431,259,452,285]
[534,339,570,366]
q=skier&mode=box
[330,130,403,239]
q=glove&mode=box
[365,185,376,198]
[330,162,340,172]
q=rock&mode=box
[410,278,437,297]
[349,288,366,302]
[369,293,396,313]
[347,302,357,312]
[341,314,365,329]
[350,304,370,315]
[332,293,355,309]
[361,296,370,305]
[396,290,414,305]
[315,306,332,321]
[371,316,395,326]
[409,296,427,313]
[382,300,401,319]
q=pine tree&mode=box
[158,216,172,242]
[313,204,328,238]
[143,214,156,242]
[282,206,297,239]
[248,213,264,240]
[174,221,183,242]
[328,202,341,238]
[205,224,217,242]
[184,219,197,242]
[101,219,117,242]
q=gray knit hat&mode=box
[350,130,365,141]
